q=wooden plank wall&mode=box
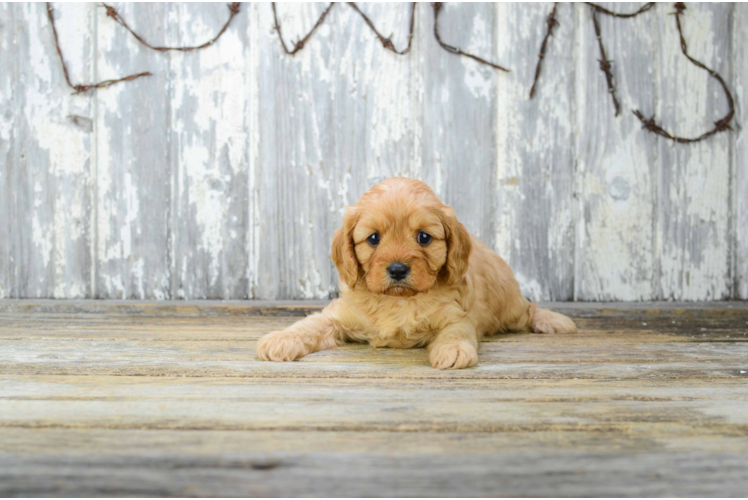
[733,3,747,300]
[0,3,744,301]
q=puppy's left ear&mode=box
[331,207,362,289]
[439,206,472,285]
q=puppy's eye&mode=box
[417,231,432,245]
[367,232,380,246]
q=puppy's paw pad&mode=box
[256,331,308,362]
[429,342,478,370]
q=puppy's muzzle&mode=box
[387,262,410,281]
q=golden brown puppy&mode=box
[256,177,576,369]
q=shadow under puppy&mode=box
[257,177,577,369]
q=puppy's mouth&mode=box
[383,283,418,297]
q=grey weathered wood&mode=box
[171,3,252,300]
[94,3,173,300]
[656,3,733,300]
[253,3,419,300]
[4,375,748,430]
[0,3,743,301]
[11,3,93,299]
[0,3,13,299]
[419,3,498,245]
[1,298,747,315]
[0,452,748,499]
[495,3,576,301]
[733,4,747,299]
[254,3,349,300]
[4,427,748,456]
[1,301,746,381]
[575,3,659,301]
[2,449,747,497]
[1,302,748,496]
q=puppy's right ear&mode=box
[331,207,362,289]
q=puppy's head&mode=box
[332,177,471,296]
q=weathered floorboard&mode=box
[255,3,347,300]
[2,446,746,497]
[12,3,93,299]
[95,2,173,300]
[495,2,576,301]
[419,3,498,245]
[4,375,748,432]
[253,3,421,300]
[656,3,733,300]
[0,301,747,496]
[170,3,253,300]
[0,3,14,298]
[574,2,659,301]
[733,3,747,299]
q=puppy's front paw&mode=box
[256,330,309,362]
[429,342,478,370]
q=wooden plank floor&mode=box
[1,300,747,497]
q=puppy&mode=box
[256,177,577,369]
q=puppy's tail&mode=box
[528,303,577,334]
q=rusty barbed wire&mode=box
[529,2,559,99]
[348,2,416,55]
[273,2,504,68]
[44,2,732,145]
[484,0,732,144]
[46,2,151,94]
[101,2,241,52]
[633,3,734,143]
[590,7,620,116]
[272,2,335,56]
[586,2,655,18]
[432,2,509,72]
[530,2,656,105]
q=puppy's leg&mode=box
[529,303,577,334]
[427,321,479,370]
[256,307,345,362]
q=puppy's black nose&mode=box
[387,262,410,281]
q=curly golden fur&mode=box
[256,177,577,369]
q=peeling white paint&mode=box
[657,3,730,300]
[462,15,492,100]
